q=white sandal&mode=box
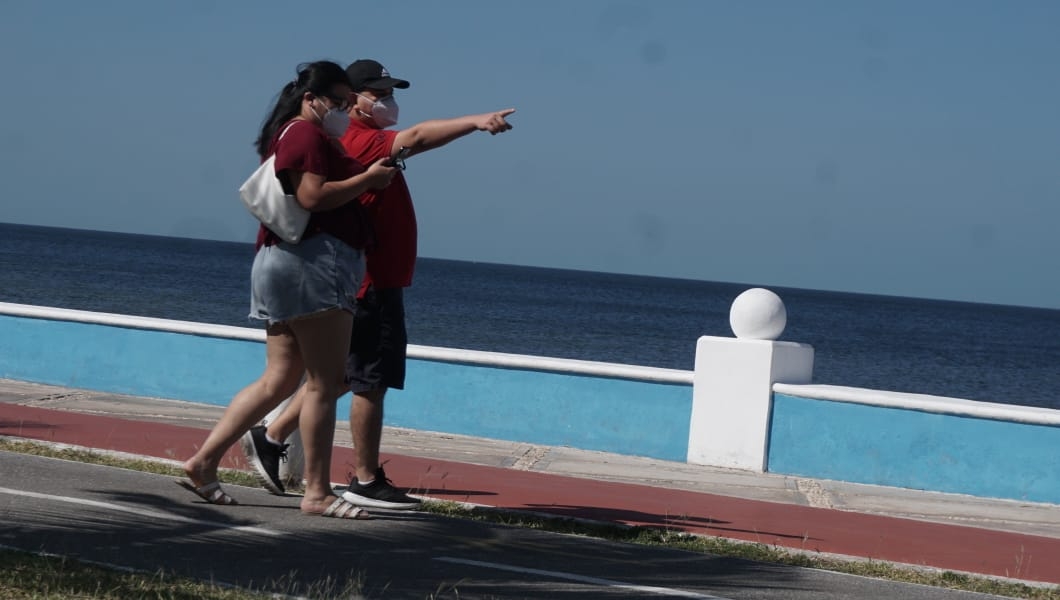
[175,479,238,505]
[314,497,371,520]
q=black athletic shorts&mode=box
[345,286,408,393]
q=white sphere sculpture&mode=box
[729,288,787,340]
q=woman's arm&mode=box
[289,158,396,211]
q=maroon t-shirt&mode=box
[255,119,371,251]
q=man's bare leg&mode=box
[351,389,386,483]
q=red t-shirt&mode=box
[255,119,371,251]
[339,120,417,291]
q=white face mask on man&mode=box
[313,98,351,137]
[357,93,399,128]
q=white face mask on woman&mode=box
[314,98,351,137]
[357,93,399,128]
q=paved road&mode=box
[0,452,1021,600]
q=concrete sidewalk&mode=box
[1,378,1058,586]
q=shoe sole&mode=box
[341,490,420,510]
[239,430,285,496]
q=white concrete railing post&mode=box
[686,289,814,471]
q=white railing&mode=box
[773,383,1060,426]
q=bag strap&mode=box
[268,120,301,158]
[278,120,299,141]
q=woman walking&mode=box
[177,60,395,519]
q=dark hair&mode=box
[254,61,350,158]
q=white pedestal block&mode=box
[687,336,814,471]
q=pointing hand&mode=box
[479,108,516,135]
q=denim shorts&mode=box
[249,233,364,325]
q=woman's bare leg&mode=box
[286,308,353,513]
[182,323,304,487]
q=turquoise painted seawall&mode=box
[400,360,691,460]
[768,386,1060,504]
[0,305,693,462]
[0,313,263,404]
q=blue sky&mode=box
[2,1,1058,309]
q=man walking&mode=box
[242,59,515,509]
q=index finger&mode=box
[497,108,516,118]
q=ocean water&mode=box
[1,222,1057,410]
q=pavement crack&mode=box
[795,478,835,509]
[29,393,85,405]
[510,446,549,471]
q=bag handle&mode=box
[278,120,299,141]
[269,120,300,157]
[267,120,303,196]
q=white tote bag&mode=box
[238,122,310,244]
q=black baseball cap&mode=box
[345,59,410,91]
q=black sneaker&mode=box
[240,425,288,495]
[341,466,421,510]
